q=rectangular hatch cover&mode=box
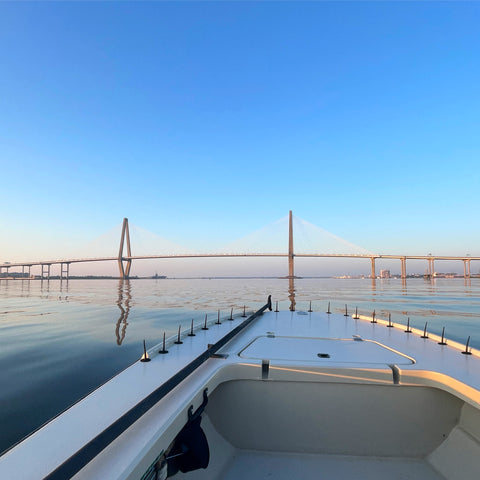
[239,336,414,365]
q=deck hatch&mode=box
[239,336,414,365]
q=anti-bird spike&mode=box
[421,322,429,339]
[326,302,331,314]
[175,325,183,344]
[140,339,151,362]
[202,314,209,330]
[159,332,168,354]
[438,327,447,345]
[216,310,221,325]
[462,336,472,355]
[405,317,412,333]
[387,313,393,328]
[188,319,196,336]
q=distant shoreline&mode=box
[1,275,478,281]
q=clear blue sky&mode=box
[1,1,480,274]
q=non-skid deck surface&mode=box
[221,451,443,480]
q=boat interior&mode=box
[168,377,480,480]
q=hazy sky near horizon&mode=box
[1,1,480,276]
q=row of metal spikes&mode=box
[139,306,248,362]
[274,300,473,356]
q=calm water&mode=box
[1,277,480,454]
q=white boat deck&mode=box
[1,306,480,479]
[211,309,480,412]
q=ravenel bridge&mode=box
[0,212,477,280]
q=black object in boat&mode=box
[267,294,272,311]
[167,389,210,476]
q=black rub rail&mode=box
[44,296,272,480]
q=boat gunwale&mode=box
[42,300,272,480]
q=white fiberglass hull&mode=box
[1,301,480,479]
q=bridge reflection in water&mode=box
[115,280,131,345]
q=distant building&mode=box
[380,269,391,279]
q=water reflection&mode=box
[21,279,31,296]
[288,277,296,311]
[59,279,69,301]
[115,280,132,345]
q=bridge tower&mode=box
[118,218,132,279]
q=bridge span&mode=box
[1,213,477,280]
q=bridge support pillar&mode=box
[370,257,376,278]
[401,257,407,279]
[41,264,51,280]
[61,262,70,280]
[463,259,471,278]
[427,257,435,278]
[118,218,132,279]
[21,265,31,279]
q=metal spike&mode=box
[405,317,412,333]
[421,322,429,339]
[371,310,377,323]
[462,336,472,355]
[175,325,183,344]
[228,308,234,321]
[344,304,349,317]
[387,313,394,328]
[140,339,151,362]
[159,332,168,354]
[242,305,247,317]
[308,301,313,312]
[438,326,447,345]
[216,310,221,325]
[188,319,196,336]
[353,306,359,320]
[326,302,331,314]
[202,314,209,330]
[275,301,279,313]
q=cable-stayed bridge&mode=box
[0,212,478,279]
